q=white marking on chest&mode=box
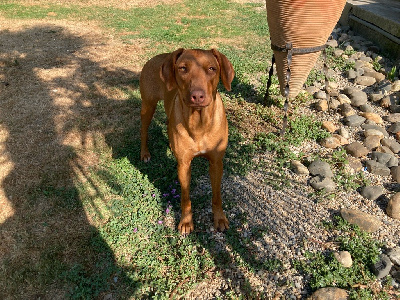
[193,149,207,156]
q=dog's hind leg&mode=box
[140,100,157,162]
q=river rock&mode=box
[314,90,327,99]
[310,175,336,192]
[388,122,400,133]
[338,93,351,104]
[381,138,400,153]
[385,113,400,123]
[340,208,382,232]
[371,151,398,168]
[364,135,381,150]
[359,103,373,113]
[332,134,349,146]
[387,192,400,220]
[322,121,337,133]
[373,254,393,279]
[365,160,390,176]
[310,287,348,300]
[359,112,383,124]
[387,248,400,265]
[360,186,384,200]
[316,100,328,111]
[343,115,365,127]
[291,160,309,175]
[391,166,400,183]
[345,142,369,158]
[392,80,400,92]
[334,251,353,268]
[355,75,376,86]
[361,124,389,138]
[350,90,368,107]
[320,136,341,149]
[369,93,384,102]
[338,127,350,139]
[308,160,333,178]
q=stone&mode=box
[348,157,363,173]
[310,175,336,192]
[320,136,341,149]
[373,254,393,279]
[343,86,358,96]
[359,112,383,124]
[381,138,400,153]
[347,69,357,80]
[332,134,348,146]
[343,115,365,127]
[338,127,350,139]
[291,160,309,175]
[308,160,334,178]
[354,75,376,86]
[363,68,385,82]
[388,122,400,133]
[326,39,338,48]
[387,248,400,265]
[390,105,400,113]
[306,86,320,95]
[340,208,382,233]
[360,186,384,201]
[310,287,348,300]
[338,93,351,104]
[377,146,395,155]
[315,100,328,111]
[364,135,382,150]
[381,96,395,108]
[345,142,369,158]
[364,129,384,139]
[387,192,400,220]
[391,166,400,183]
[361,124,389,138]
[314,90,327,99]
[385,113,400,123]
[392,80,400,92]
[339,103,356,117]
[322,121,337,133]
[359,103,373,113]
[330,98,340,110]
[369,93,384,102]
[365,160,390,176]
[371,151,398,168]
[334,251,353,268]
[334,49,344,57]
[349,90,368,107]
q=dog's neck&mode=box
[173,95,218,139]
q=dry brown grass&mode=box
[10,0,183,9]
[0,17,148,297]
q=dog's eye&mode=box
[178,66,187,72]
[208,67,217,72]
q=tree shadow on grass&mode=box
[0,24,141,299]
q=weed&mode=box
[294,216,384,296]
[387,66,397,82]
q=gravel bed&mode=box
[186,26,400,299]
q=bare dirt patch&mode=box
[12,0,183,9]
[0,17,147,297]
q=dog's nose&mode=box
[190,89,205,104]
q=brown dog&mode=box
[139,48,234,234]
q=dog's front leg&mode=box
[209,157,229,232]
[177,160,194,235]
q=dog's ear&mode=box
[212,49,235,91]
[160,48,184,91]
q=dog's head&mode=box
[160,48,234,109]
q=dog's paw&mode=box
[178,214,194,235]
[214,214,229,232]
[140,151,151,162]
